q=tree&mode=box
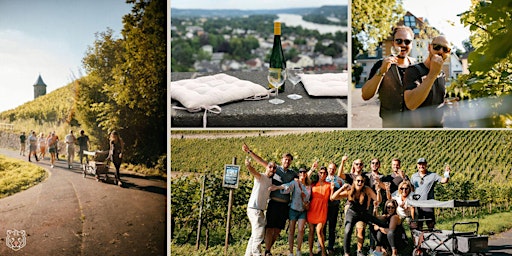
[79,0,166,166]
[352,0,405,54]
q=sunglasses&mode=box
[371,162,379,165]
[319,172,327,175]
[395,39,412,45]
[356,180,364,183]
[420,177,424,185]
[432,44,451,53]
[386,205,396,209]
[400,187,409,191]
[354,163,363,166]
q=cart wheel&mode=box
[412,248,425,256]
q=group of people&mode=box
[20,130,90,168]
[19,129,125,185]
[362,26,452,128]
[242,143,451,256]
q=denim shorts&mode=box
[289,208,307,221]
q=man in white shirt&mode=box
[64,130,76,169]
[244,157,276,256]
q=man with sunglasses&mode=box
[362,26,416,127]
[403,35,452,127]
[243,143,297,256]
[410,158,451,230]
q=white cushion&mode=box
[171,73,270,110]
[300,72,348,97]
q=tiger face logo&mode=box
[6,229,27,251]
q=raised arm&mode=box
[337,155,348,179]
[243,143,267,168]
[307,160,319,179]
[440,165,451,183]
[331,183,351,201]
[245,158,261,180]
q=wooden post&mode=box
[195,174,206,250]
[224,157,236,255]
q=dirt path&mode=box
[0,148,166,256]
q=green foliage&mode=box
[452,1,512,104]
[0,155,47,199]
[171,130,512,252]
[0,83,77,125]
[78,0,166,166]
[352,0,405,53]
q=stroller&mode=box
[408,199,488,256]
[82,150,110,182]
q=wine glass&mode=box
[390,45,401,57]
[287,67,304,100]
[268,68,286,104]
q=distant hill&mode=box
[171,5,347,20]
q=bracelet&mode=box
[376,68,386,77]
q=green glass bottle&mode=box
[268,21,286,92]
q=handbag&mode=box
[298,182,310,211]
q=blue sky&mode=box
[0,0,131,112]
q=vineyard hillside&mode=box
[0,82,76,126]
[171,130,512,183]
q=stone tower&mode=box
[33,74,47,99]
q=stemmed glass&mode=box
[390,45,401,57]
[268,68,286,104]
[287,67,304,100]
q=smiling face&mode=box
[370,159,380,172]
[265,162,277,177]
[353,159,364,173]
[393,29,414,59]
[392,160,401,172]
[281,155,292,169]
[354,175,365,191]
[386,202,397,214]
[417,162,428,173]
[318,167,328,181]
[327,163,337,175]
[429,35,451,61]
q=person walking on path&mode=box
[19,131,26,156]
[77,130,90,166]
[270,167,311,256]
[109,131,125,186]
[244,157,276,256]
[243,143,296,256]
[28,131,39,162]
[38,132,47,160]
[65,130,76,169]
[47,132,58,168]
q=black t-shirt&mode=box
[403,62,446,127]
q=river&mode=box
[275,13,348,34]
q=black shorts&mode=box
[265,200,289,230]
[417,207,436,229]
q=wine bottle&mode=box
[269,21,286,92]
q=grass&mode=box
[0,155,48,199]
[171,211,512,256]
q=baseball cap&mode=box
[298,168,308,173]
[417,158,427,164]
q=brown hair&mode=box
[348,174,368,206]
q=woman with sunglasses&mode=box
[372,199,408,256]
[337,157,371,255]
[269,168,311,256]
[361,25,416,128]
[331,174,387,256]
[306,166,332,256]
[389,180,415,226]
